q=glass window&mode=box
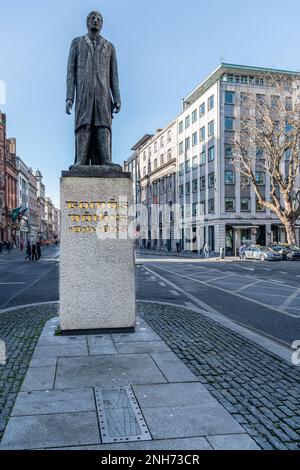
[208,146,215,162]
[160,136,164,148]
[185,182,191,195]
[185,115,190,129]
[154,141,158,153]
[225,117,235,131]
[200,150,206,165]
[192,132,198,146]
[208,199,215,213]
[241,198,251,211]
[167,130,172,142]
[192,203,197,217]
[225,170,235,184]
[167,149,172,161]
[143,152,146,161]
[225,91,235,104]
[208,172,215,187]
[192,109,198,123]
[179,142,184,154]
[208,120,214,136]
[255,172,265,185]
[199,102,205,117]
[200,176,206,190]
[225,197,235,211]
[256,200,265,212]
[192,179,198,192]
[200,202,206,215]
[185,137,190,151]
[160,154,164,166]
[179,121,183,133]
[192,156,198,169]
[200,126,205,141]
[179,185,184,196]
[154,159,157,170]
[225,145,233,158]
[185,160,191,173]
[208,95,214,110]
[179,163,184,175]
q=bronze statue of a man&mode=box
[66,11,121,167]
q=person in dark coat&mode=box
[37,242,42,261]
[31,243,37,261]
[66,11,121,166]
[25,241,31,261]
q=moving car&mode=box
[244,245,282,261]
[268,243,294,261]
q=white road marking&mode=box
[149,265,299,318]
[159,282,166,287]
[143,266,217,314]
[234,280,261,293]
[281,287,300,309]
[170,290,180,297]
[0,282,26,285]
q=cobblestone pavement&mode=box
[140,303,300,450]
[0,304,58,441]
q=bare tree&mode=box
[231,73,300,245]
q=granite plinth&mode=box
[59,169,135,332]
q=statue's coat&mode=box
[66,34,121,132]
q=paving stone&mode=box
[133,382,213,408]
[32,343,89,359]
[150,352,198,383]
[20,366,56,392]
[0,412,100,449]
[11,388,96,416]
[87,336,117,356]
[142,404,244,439]
[49,438,213,451]
[55,354,167,389]
[207,434,260,450]
[115,341,171,354]
[141,302,300,450]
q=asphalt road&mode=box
[0,246,59,309]
[136,254,300,347]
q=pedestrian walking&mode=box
[31,242,37,261]
[239,244,246,260]
[37,241,42,261]
[203,242,210,260]
[25,241,32,261]
[176,241,181,253]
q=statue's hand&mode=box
[66,100,73,115]
[113,101,121,114]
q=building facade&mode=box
[4,138,18,243]
[125,64,300,254]
[35,169,46,242]
[16,156,29,245]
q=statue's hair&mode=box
[86,11,103,28]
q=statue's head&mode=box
[87,11,103,34]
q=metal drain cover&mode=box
[95,386,152,444]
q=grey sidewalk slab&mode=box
[0,412,100,450]
[115,341,171,354]
[32,343,89,358]
[55,354,167,389]
[37,335,86,347]
[0,315,258,450]
[11,388,96,416]
[112,331,161,343]
[21,365,56,392]
[141,405,245,439]
[207,434,260,450]
[150,352,198,383]
[50,437,213,451]
[133,383,211,408]
[87,336,117,356]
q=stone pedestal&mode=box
[59,166,135,333]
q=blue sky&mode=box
[1,0,300,207]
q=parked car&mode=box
[282,244,300,260]
[268,243,294,261]
[244,245,282,261]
